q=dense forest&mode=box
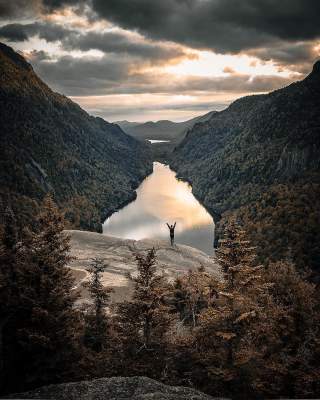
[0,43,152,232]
[1,198,319,399]
[172,61,320,276]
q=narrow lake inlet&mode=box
[103,162,215,254]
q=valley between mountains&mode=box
[0,42,152,233]
[1,38,320,400]
[0,41,319,278]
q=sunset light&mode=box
[1,1,319,397]
[1,1,317,121]
[165,51,294,78]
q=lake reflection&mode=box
[103,162,215,254]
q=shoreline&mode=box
[98,164,154,232]
[99,161,218,251]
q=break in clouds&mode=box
[0,0,319,121]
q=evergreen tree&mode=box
[195,220,269,397]
[252,261,320,397]
[192,220,320,399]
[1,206,18,249]
[83,257,112,352]
[115,248,172,376]
[0,206,20,392]
[22,195,80,385]
[4,195,81,391]
[172,266,219,328]
[167,267,220,388]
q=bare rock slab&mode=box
[66,230,220,302]
[7,376,226,400]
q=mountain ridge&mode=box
[0,42,152,231]
[172,61,320,273]
[116,111,216,143]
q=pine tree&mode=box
[83,257,112,352]
[252,261,320,397]
[119,249,170,349]
[1,206,18,250]
[115,248,172,376]
[12,195,81,389]
[167,267,220,388]
[0,206,20,392]
[196,220,269,396]
[172,266,219,328]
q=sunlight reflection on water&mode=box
[103,162,215,254]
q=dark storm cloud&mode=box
[63,31,191,63]
[0,0,39,20]
[0,24,29,41]
[0,22,68,42]
[5,0,318,54]
[31,53,130,95]
[29,50,295,97]
[90,0,320,52]
[1,0,318,71]
[1,0,319,61]
[247,41,319,73]
[40,0,84,12]
[0,22,191,64]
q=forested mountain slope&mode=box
[172,62,320,274]
[0,43,152,231]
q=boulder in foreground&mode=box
[6,376,226,400]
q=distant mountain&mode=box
[172,62,320,274]
[115,120,141,130]
[0,43,152,232]
[116,111,216,143]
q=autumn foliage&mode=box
[0,203,319,398]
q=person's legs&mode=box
[170,236,174,246]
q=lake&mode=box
[147,139,171,144]
[103,162,215,254]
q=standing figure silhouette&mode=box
[166,222,176,246]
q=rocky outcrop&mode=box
[6,376,224,399]
[66,230,220,303]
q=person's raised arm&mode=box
[166,223,170,229]
[173,222,176,228]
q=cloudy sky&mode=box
[0,0,319,122]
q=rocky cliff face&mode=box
[6,376,222,400]
[172,62,320,272]
[0,42,152,231]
